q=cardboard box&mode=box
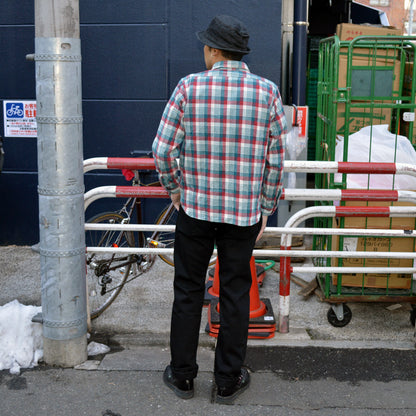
[337,23,402,62]
[336,23,402,41]
[336,104,392,135]
[336,55,400,135]
[332,236,413,289]
[337,55,401,96]
[399,62,416,145]
[331,200,415,289]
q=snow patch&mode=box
[0,300,43,375]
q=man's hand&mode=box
[171,192,181,211]
[256,215,268,242]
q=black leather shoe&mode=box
[216,368,250,405]
[163,365,194,399]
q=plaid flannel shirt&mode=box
[152,60,287,227]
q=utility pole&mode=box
[409,0,414,36]
[33,0,87,366]
[281,0,294,104]
[292,0,308,106]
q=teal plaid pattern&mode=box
[152,60,287,226]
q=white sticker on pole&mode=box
[3,100,37,138]
[403,112,415,122]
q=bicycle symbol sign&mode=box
[5,103,24,118]
[3,100,37,138]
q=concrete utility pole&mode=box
[33,0,87,366]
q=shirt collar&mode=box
[212,60,250,73]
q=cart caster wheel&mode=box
[327,304,352,327]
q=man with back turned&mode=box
[153,14,287,404]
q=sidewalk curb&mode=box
[96,328,416,353]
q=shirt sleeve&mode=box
[260,89,287,216]
[152,79,186,195]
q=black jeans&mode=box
[170,207,261,388]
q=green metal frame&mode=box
[313,35,416,302]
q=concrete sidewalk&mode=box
[1,244,414,350]
[2,245,416,415]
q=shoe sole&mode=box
[163,373,194,400]
[215,381,250,405]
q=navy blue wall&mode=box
[0,0,283,245]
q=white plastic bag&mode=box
[334,124,416,189]
[286,126,307,188]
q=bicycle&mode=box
[85,151,217,319]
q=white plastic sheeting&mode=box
[335,125,416,189]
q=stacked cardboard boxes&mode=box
[336,23,402,41]
[335,23,402,136]
[332,201,415,289]
[331,25,415,289]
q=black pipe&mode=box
[292,0,308,106]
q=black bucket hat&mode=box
[196,15,250,55]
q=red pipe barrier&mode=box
[115,186,169,198]
[107,157,155,170]
[338,162,397,174]
[335,206,391,217]
[341,190,398,201]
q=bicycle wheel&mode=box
[86,212,136,319]
[153,204,217,268]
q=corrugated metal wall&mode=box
[0,0,282,244]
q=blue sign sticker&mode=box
[5,102,24,118]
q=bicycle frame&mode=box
[107,168,176,257]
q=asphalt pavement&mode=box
[1,244,416,415]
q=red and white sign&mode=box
[293,106,308,137]
[3,100,37,138]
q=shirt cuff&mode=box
[260,207,274,217]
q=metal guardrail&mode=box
[83,157,416,177]
[84,186,416,210]
[83,157,416,333]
